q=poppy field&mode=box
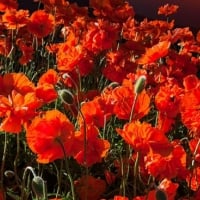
[0,0,200,199]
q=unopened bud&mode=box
[155,189,167,200]
[134,75,146,94]
[58,89,74,105]
[32,176,45,198]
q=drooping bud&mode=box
[32,176,45,198]
[155,189,167,200]
[58,89,74,105]
[134,75,146,94]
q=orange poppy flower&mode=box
[158,4,179,16]
[84,19,119,54]
[106,83,150,121]
[155,82,183,118]
[0,0,18,12]
[36,69,58,103]
[137,41,171,65]
[56,40,94,76]
[74,175,106,200]
[2,9,29,29]
[28,10,55,38]
[180,76,200,135]
[113,195,129,200]
[26,109,75,163]
[72,124,110,167]
[117,120,172,156]
[0,90,41,133]
[145,143,187,180]
[0,72,35,96]
[78,96,111,128]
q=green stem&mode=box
[0,132,7,189]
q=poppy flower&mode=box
[145,143,188,180]
[36,69,58,103]
[186,166,200,191]
[113,196,129,200]
[0,0,18,12]
[155,82,183,118]
[78,96,111,128]
[72,124,110,167]
[0,72,35,96]
[57,42,94,76]
[158,4,179,16]
[74,175,106,200]
[26,109,75,163]
[84,19,119,54]
[106,83,150,121]
[137,41,171,65]
[2,9,29,30]
[0,90,41,133]
[116,120,172,156]
[28,10,55,38]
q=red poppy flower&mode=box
[26,110,75,163]
[74,175,106,200]
[158,4,179,16]
[84,19,119,54]
[155,82,183,118]
[2,9,29,30]
[0,90,41,133]
[36,69,58,103]
[72,125,110,167]
[28,10,55,38]
[145,143,188,180]
[137,41,171,65]
[113,195,129,200]
[186,166,200,191]
[78,96,111,128]
[180,76,200,135]
[106,83,150,121]
[0,73,35,95]
[0,0,18,12]
[57,42,94,76]
[117,120,172,156]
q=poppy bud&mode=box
[134,75,146,94]
[58,89,74,105]
[32,176,45,198]
[155,189,167,200]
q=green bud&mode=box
[58,89,74,105]
[155,189,167,200]
[32,176,45,198]
[134,75,146,94]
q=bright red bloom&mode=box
[78,96,111,128]
[155,82,183,118]
[180,75,200,135]
[26,110,75,163]
[0,0,18,12]
[186,166,200,191]
[114,195,129,200]
[145,143,188,180]
[28,10,55,38]
[84,19,119,54]
[158,4,179,16]
[2,9,29,30]
[137,41,171,65]
[72,125,110,167]
[0,90,41,133]
[117,120,172,156]
[74,175,106,200]
[36,69,58,103]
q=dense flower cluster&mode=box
[0,0,200,199]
